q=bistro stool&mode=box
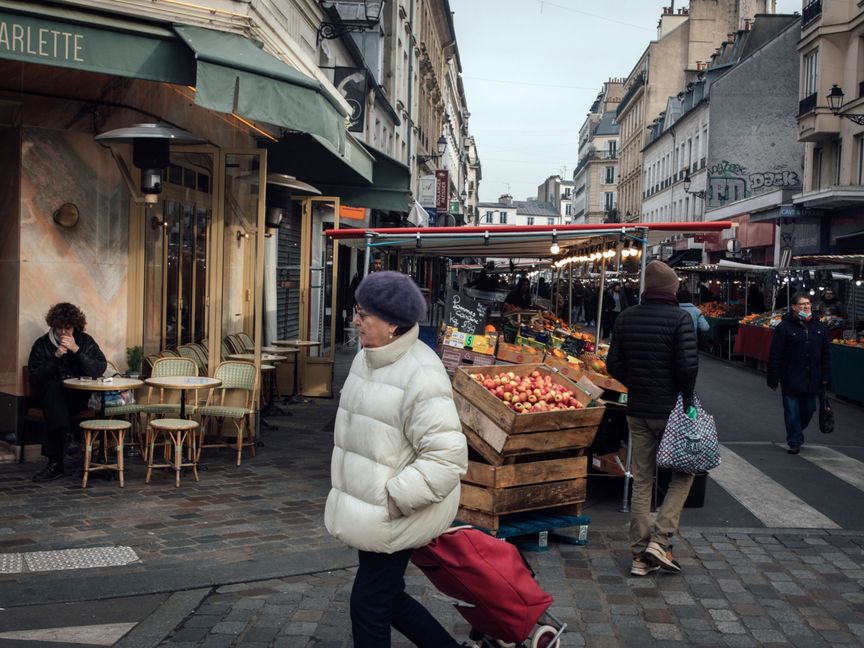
[146,418,199,487]
[79,419,132,488]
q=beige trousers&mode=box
[627,416,695,555]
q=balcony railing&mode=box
[802,0,821,27]
[798,92,818,116]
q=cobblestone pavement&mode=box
[157,526,864,648]
[3,352,864,646]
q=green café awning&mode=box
[267,137,410,213]
[0,1,195,84]
[173,25,355,167]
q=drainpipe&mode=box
[407,0,415,190]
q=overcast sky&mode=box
[450,0,802,203]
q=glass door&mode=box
[143,153,213,355]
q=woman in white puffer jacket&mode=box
[325,271,468,648]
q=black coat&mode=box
[767,313,830,395]
[606,300,699,419]
[28,331,107,393]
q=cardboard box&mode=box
[469,333,497,356]
[543,354,584,381]
[591,447,627,476]
[496,342,543,364]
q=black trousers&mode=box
[38,379,89,460]
[350,548,460,648]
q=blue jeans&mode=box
[782,394,818,446]
[350,548,460,647]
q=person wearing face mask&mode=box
[767,292,831,455]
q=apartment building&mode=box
[795,0,864,255]
[616,0,772,221]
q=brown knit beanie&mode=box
[644,261,680,295]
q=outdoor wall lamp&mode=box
[826,85,864,124]
[317,1,384,43]
[417,136,448,165]
[460,188,467,202]
[682,171,706,199]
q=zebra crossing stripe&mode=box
[0,622,136,645]
[710,445,840,529]
[799,446,864,492]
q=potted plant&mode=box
[126,345,143,378]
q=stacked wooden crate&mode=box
[451,364,605,534]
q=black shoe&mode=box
[787,443,801,455]
[32,459,65,482]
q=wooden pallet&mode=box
[456,504,588,547]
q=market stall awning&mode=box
[173,25,355,164]
[266,138,408,210]
[677,260,776,273]
[325,222,735,258]
[0,0,195,84]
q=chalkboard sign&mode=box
[444,289,488,334]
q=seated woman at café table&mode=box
[28,303,107,482]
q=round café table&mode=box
[144,376,221,419]
[63,376,144,418]
[241,345,293,355]
[271,340,321,399]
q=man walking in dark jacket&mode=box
[767,292,830,454]
[28,303,107,482]
[607,261,698,577]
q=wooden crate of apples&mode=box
[451,364,605,533]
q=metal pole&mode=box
[567,263,573,327]
[595,247,606,346]
[639,230,648,298]
[744,275,750,316]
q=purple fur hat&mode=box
[355,271,427,327]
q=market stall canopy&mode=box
[325,222,735,258]
[678,260,776,273]
[794,254,864,265]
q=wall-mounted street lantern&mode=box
[417,136,447,165]
[682,171,706,199]
[826,84,864,125]
[317,1,384,44]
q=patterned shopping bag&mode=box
[657,394,721,474]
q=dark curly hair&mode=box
[45,303,87,331]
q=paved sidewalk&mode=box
[2,351,864,647]
[153,526,864,648]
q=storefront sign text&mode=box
[0,19,83,62]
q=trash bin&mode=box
[656,468,708,509]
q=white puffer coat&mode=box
[324,325,468,553]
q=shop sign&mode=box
[333,67,367,133]
[418,175,436,208]
[0,9,194,84]
[435,170,449,212]
[339,205,365,222]
[449,200,459,214]
[426,207,438,227]
[443,289,488,334]
[779,205,824,219]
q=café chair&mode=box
[145,418,199,487]
[143,357,198,418]
[178,345,207,376]
[196,361,258,466]
[80,419,132,488]
[237,331,255,351]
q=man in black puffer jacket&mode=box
[607,261,698,578]
[767,292,830,455]
[28,303,106,482]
